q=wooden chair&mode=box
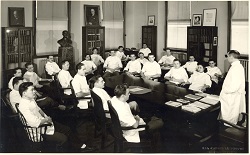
[107,101,152,153]
[90,90,112,149]
[54,73,75,105]
[217,112,248,153]
[15,103,52,152]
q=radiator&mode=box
[239,59,249,81]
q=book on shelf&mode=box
[185,94,202,101]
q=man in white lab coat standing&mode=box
[219,50,246,125]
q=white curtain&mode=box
[102,1,124,49]
[230,1,248,55]
[167,1,190,49]
[36,1,68,55]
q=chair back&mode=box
[69,80,80,104]
[90,90,106,129]
[107,101,124,140]
[15,103,48,143]
[1,89,16,114]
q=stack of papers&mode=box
[190,101,211,109]
[185,94,202,100]
[206,94,220,101]
[199,97,219,105]
[176,99,190,104]
[165,101,182,107]
[182,104,201,113]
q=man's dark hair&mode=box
[12,77,23,87]
[130,53,136,57]
[85,54,92,60]
[173,58,180,62]
[114,84,128,98]
[88,75,102,89]
[138,52,144,55]
[148,54,155,57]
[13,67,22,75]
[228,50,240,59]
[118,46,123,49]
[19,82,33,97]
[76,63,84,71]
[61,60,69,68]
[25,62,33,68]
[208,59,215,63]
[92,47,98,51]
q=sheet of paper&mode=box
[199,97,219,105]
[191,101,211,109]
[77,100,89,109]
[165,101,182,107]
[129,87,144,92]
[182,104,201,113]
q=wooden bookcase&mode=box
[142,26,157,59]
[82,26,105,60]
[187,26,218,63]
[2,27,34,88]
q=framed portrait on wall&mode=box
[8,7,25,27]
[203,8,217,26]
[84,5,100,26]
[192,14,202,26]
[148,15,155,26]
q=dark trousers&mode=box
[43,121,82,151]
[103,71,120,79]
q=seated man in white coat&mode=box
[158,49,176,67]
[45,55,61,78]
[103,50,123,79]
[8,67,23,90]
[182,55,198,75]
[164,59,188,85]
[182,63,211,92]
[124,54,141,76]
[71,63,91,109]
[141,54,161,81]
[58,60,73,95]
[219,50,246,125]
[139,43,151,58]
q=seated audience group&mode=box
[6,45,227,152]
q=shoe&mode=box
[80,146,97,152]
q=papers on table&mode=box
[176,98,190,104]
[77,100,89,109]
[206,94,220,101]
[199,97,219,105]
[195,92,209,97]
[135,118,146,132]
[182,104,201,113]
[185,94,202,100]
[165,101,182,107]
[190,101,211,109]
[130,87,144,92]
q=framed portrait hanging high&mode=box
[84,5,100,26]
[8,7,25,27]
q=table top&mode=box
[129,85,220,117]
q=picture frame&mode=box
[8,7,25,27]
[84,5,100,26]
[192,14,202,26]
[148,15,155,26]
[203,8,217,26]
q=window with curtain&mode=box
[230,1,248,55]
[102,1,123,49]
[36,1,68,56]
[167,1,191,49]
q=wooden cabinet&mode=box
[142,26,157,59]
[2,27,34,88]
[187,26,218,63]
[82,26,105,60]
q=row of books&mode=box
[87,34,101,41]
[87,41,102,49]
[6,36,31,45]
[7,44,31,53]
[7,53,31,63]
[6,29,31,36]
